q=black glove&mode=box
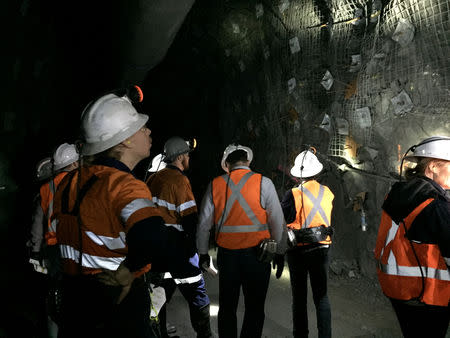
[199,254,211,272]
[272,254,285,279]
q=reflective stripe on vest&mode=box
[173,273,203,285]
[375,198,450,306]
[60,244,124,271]
[42,172,68,245]
[121,198,157,224]
[48,179,57,233]
[85,231,126,250]
[216,172,268,233]
[165,223,184,232]
[152,196,196,214]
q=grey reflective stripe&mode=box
[59,244,125,270]
[380,262,450,281]
[152,197,176,211]
[165,223,184,232]
[379,220,399,259]
[85,231,126,250]
[173,273,203,284]
[153,197,196,213]
[48,179,56,232]
[178,200,196,213]
[444,257,450,266]
[217,172,262,230]
[121,198,156,224]
[220,224,269,233]
[301,185,330,228]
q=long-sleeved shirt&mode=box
[197,166,286,254]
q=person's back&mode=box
[281,149,334,338]
[197,144,286,338]
[146,136,212,338]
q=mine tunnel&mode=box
[3,0,450,337]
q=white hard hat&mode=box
[290,150,323,178]
[221,144,253,173]
[404,136,450,162]
[81,93,148,155]
[148,153,167,172]
[36,157,52,181]
[53,143,79,171]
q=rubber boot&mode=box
[190,304,212,338]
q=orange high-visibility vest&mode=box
[54,165,160,276]
[287,180,334,245]
[40,171,68,245]
[212,169,269,249]
[374,198,450,306]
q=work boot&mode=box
[190,304,212,338]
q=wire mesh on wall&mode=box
[209,0,449,175]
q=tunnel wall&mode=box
[199,0,450,279]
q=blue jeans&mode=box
[287,246,331,338]
[217,246,271,338]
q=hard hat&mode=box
[290,149,323,178]
[81,91,148,155]
[148,153,167,172]
[36,157,52,181]
[221,144,253,173]
[404,136,450,162]
[53,143,79,171]
[163,136,191,162]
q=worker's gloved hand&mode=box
[272,254,285,279]
[29,251,48,274]
[96,261,135,304]
[199,254,211,272]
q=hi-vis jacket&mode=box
[212,168,270,249]
[40,171,69,246]
[146,166,197,232]
[375,177,450,307]
[287,180,334,246]
[54,163,160,276]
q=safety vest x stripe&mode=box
[217,172,268,233]
[379,220,450,281]
[60,244,124,271]
[48,179,58,233]
[301,185,330,228]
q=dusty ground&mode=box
[3,256,449,337]
[165,256,449,338]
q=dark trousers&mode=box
[161,253,211,337]
[58,275,158,338]
[390,298,449,338]
[217,246,271,338]
[287,246,331,338]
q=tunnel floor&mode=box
[165,254,403,338]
